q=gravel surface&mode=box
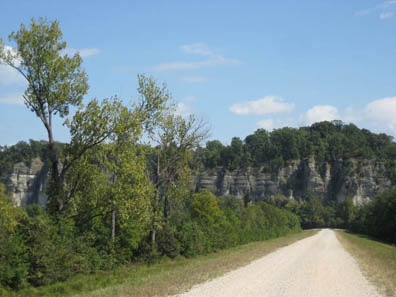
[174,229,383,297]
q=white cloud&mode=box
[355,2,396,19]
[0,45,25,87]
[151,43,240,72]
[181,43,214,57]
[300,105,340,125]
[0,65,25,87]
[181,76,208,83]
[175,102,189,116]
[174,95,196,116]
[363,97,396,132]
[248,96,396,138]
[0,93,24,105]
[229,96,295,115]
[343,106,363,123]
[62,47,100,58]
[297,97,396,136]
[379,0,396,8]
[257,119,274,131]
[380,11,394,19]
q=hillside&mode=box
[2,121,396,207]
[197,121,396,204]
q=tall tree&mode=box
[0,18,88,211]
[149,113,209,245]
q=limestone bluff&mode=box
[6,156,393,207]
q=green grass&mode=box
[336,230,396,297]
[3,230,317,297]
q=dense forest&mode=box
[200,121,396,180]
[0,18,395,293]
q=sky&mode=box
[1,0,396,146]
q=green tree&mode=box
[0,184,29,289]
[0,18,88,212]
[149,113,209,245]
[336,197,356,228]
[64,75,169,245]
[203,140,224,168]
[190,190,223,224]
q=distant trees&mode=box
[0,140,49,179]
[199,121,396,183]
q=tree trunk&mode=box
[151,228,156,246]
[112,209,116,243]
[164,195,169,223]
[46,121,63,213]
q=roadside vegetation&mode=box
[336,230,396,297]
[0,18,301,294]
[3,230,317,297]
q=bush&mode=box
[350,187,396,243]
[156,225,180,258]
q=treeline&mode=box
[349,188,396,244]
[270,188,396,244]
[0,185,300,290]
[264,192,355,230]
[201,121,396,178]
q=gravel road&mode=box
[174,229,383,297]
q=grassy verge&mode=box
[4,230,317,297]
[336,230,396,297]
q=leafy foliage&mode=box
[350,188,396,244]
[201,121,396,180]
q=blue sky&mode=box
[1,0,396,146]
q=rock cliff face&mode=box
[195,158,393,205]
[4,157,393,206]
[6,158,49,206]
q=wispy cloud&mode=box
[355,9,370,16]
[380,11,394,19]
[181,76,209,83]
[355,1,396,19]
[230,96,295,115]
[181,43,214,56]
[0,93,24,105]
[379,0,396,9]
[62,47,100,58]
[257,119,274,130]
[151,43,240,72]
[175,95,197,116]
